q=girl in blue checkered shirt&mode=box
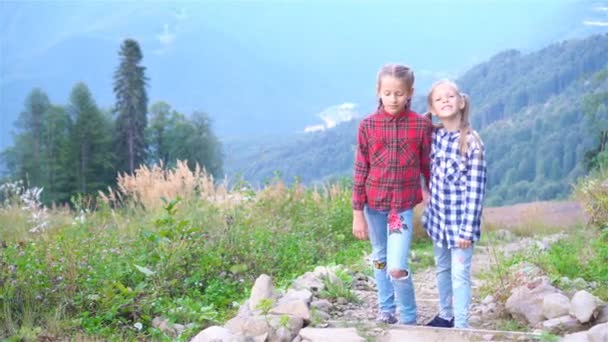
[422,80,487,329]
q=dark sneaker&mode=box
[426,315,454,328]
[376,311,398,324]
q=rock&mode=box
[541,315,585,334]
[225,316,270,337]
[560,331,590,342]
[596,305,608,324]
[272,326,292,342]
[311,309,331,324]
[588,322,608,342]
[469,315,482,327]
[336,297,348,305]
[535,240,549,251]
[269,300,311,322]
[299,327,364,342]
[249,274,276,312]
[543,293,571,319]
[561,277,573,288]
[278,289,313,306]
[190,326,233,342]
[292,271,325,293]
[173,323,186,336]
[237,299,254,318]
[506,283,558,325]
[151,316,176,336]
[496,229,516,241]
[310,299,332,312]
[570,290,599,323]
[572,278,588,290]
[482,303,497,315]
[253,332,269,342]
[482,295,495,305]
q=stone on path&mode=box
[299,327,364,342]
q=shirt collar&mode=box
[378,108,408,121]
[437,128,461,140]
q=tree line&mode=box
[1,39,223,205]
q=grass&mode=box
[4,160,606,340]
[479,223,608,308]
[0,162,438,340]
[496,318,528,332]
[472,164,608,335]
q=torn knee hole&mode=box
[373,260,386,269]
[389,269,409,278]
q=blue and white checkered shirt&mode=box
[423,128,487,248]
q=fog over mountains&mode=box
[1,0,608,154]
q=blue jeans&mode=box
[365,206,417,324]
[433,243,474,328]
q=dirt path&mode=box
[323,201,584,340]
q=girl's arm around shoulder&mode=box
[466,130,485,159]
[418,113,433,190]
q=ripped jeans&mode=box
[433,243,474,328]
[365,206,417,324]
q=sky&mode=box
[1,0,608,153]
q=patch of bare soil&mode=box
[483,200,585,229]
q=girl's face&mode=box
[377,76,413,115]
[430,83,465,120]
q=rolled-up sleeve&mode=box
[352,122,369,210]
[458,142,487,241]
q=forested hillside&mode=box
[460,34,608,205]
[226,34,608,205]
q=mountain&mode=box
[2,0,608,154]
[224,33,608,205]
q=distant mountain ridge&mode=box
[225,33,608,205]
[2,1,608,153]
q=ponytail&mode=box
[457,93,482,158]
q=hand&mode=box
[457,238,472,249]
[352,210,369,240]
[422,189,430,206]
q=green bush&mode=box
[0,180,365,340]
[575,166,608,228]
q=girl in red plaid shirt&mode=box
[352,63,432,325]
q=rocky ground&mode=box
[191,201,608,341]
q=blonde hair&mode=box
[426,79,481,157]
[376,63,415,111]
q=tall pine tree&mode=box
[146,103,223,176]
[2,89,51,186]
[68,83,114,195]
[42,105,72,203]
[188,111,223,177]
[148,101,172,165]
[113,38,148,174]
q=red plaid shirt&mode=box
[352,109,432,212]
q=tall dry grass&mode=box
[574,168,608,228]
[99,160,237,210]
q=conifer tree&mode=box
[113,38,148,173]
[3,89,51,186]
[69,82,114,195]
